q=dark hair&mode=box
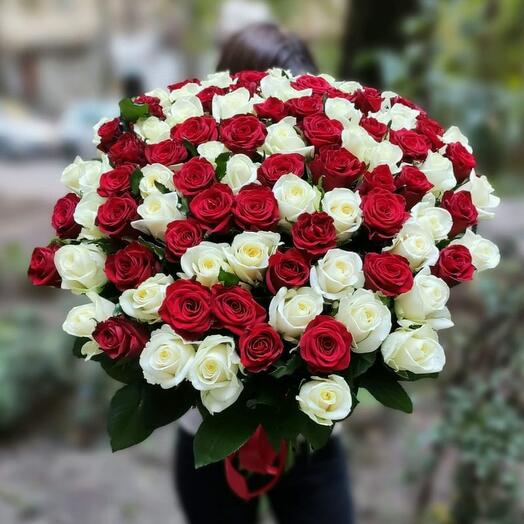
[216,23,318,75]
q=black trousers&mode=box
[174,428,355,524]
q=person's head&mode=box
[216,23,318,75]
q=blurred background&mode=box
[1,0,523,523]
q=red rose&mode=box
[431,245,475,286]
[361,189,409,241]
[416,115,444,150]
[390,129,431,161]
[97,118,122,152]
[299,315,352,373]
[358,165,396,196]
[258,153,304,187]
[310,146,365,191]
[51,193,81,239]
[360,116,388,141]
[265,248,310,294]
[108,132,145,166]
[96,193,139,238]
[350,87,383,114]
[220,115,267,154]
[189,183,234,233]
[395,165,433,209]
[254,97,288,121]
[233,184,279,231]
[364,252,414,297]
[168,78,200,92]
[159,279,213,340]
[441,190,478,237]
[233,70,267,94]
[92,315,149,360]
[171,116,218,145]
[291,212,337,257]
[197,86,226,112]
[104,242,160,291]
[173,157,216,197]
[134,95,164,119]
[98,164,136,197]
[446,142,476,183]
[239,323,284,373]
[211,284,266,336]
[302,115,343,148]
[144,140,188,165]
[27,245,61,287]
[165,218,204,260]
[291,74,332,96]
[286,95,324,119]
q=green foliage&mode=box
[130,169,143,197]
[119,98,150,123]
[217,268,240,286]
[214,152,231,181]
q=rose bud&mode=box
[144,139,188,166]
[360,116,388,141]
[395,165,433,209]
[361,189,409,241]
[233,184,280,231]
[108,132,145,166]
[28,245,61,287]
[98,164,136,197]
[254,97,288,121]
[189,183,234,234]
[92,315,150,360]
[364,252,414,297]
[431,245,475,286]
[302,115,343,148]
[299,315,352,373]
[96,193,139,238]
[257,153,304,187]
[51,193,81,239]
[233,70,267,94]
[97,117,122,152]
[219,115,267,154]
[173,157,216,197]
[105,242,161,291]
[310,146,365,191]
[291,212,337,258]
[349,86,383,114]
[445,142,476,183]
[239,323,284,373]
[171,115,218,145]
[159,279,213,341]
[358,165,396,196]
[265,248,310,295]
[441,190,478,237]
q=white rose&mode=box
[335,288,392,353]
[61,157,104,195]
[269,287,323,342]
[54,244,107,295]
[273,174,320,225]
[119,273,173,323]
[74,191,105,240]
[134,116,171,144]
[366,141,403,172]
[221,154,259,194]
[80,340,103,361]
[419,151,457,194]
[442,126,472,152]
[62,292,114,338]
[370,103,419,131]
[140,325,196,389]
[310,249,364,300]
[450,229,500,272]
[394,268,453,330]
[333,80,362,94]
[296,375,352,426]
[139,164,176,198]
[201,71,235,89]
[341,124,377,162]
[197,141,229,165]
[169,82,202,102]
[190,334,243,414]
[260,74,312,101]
[179,241,230,287]
[324,98,362,128]
[409,195,452,242]
[263,117,314,156]
[132,192,184,240]
[381,324,445,374]
[322,188,362,240]
[225,231,281,285]
[165,96,204,127]
[212,87,253,120]
[457,172,500,219]
[384,221,439,271]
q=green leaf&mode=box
[270,353,302,379]
[138,237,165,260]
[218,268,240,287]
[193,406,259,468]
[154,181,171,194]
[130,169,143,197]
[343,351,377,382]
[299,411,333,449]
[98,355,143,384]
[359,366,413,413]
[119,98,150,123]
[396,370,439,382]
[72,337,91,358]
[182,139,198,157]
[214,152,230,181]
[108,382,195,451]
[178,195,189,215]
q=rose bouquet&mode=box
[28,69,500,498]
